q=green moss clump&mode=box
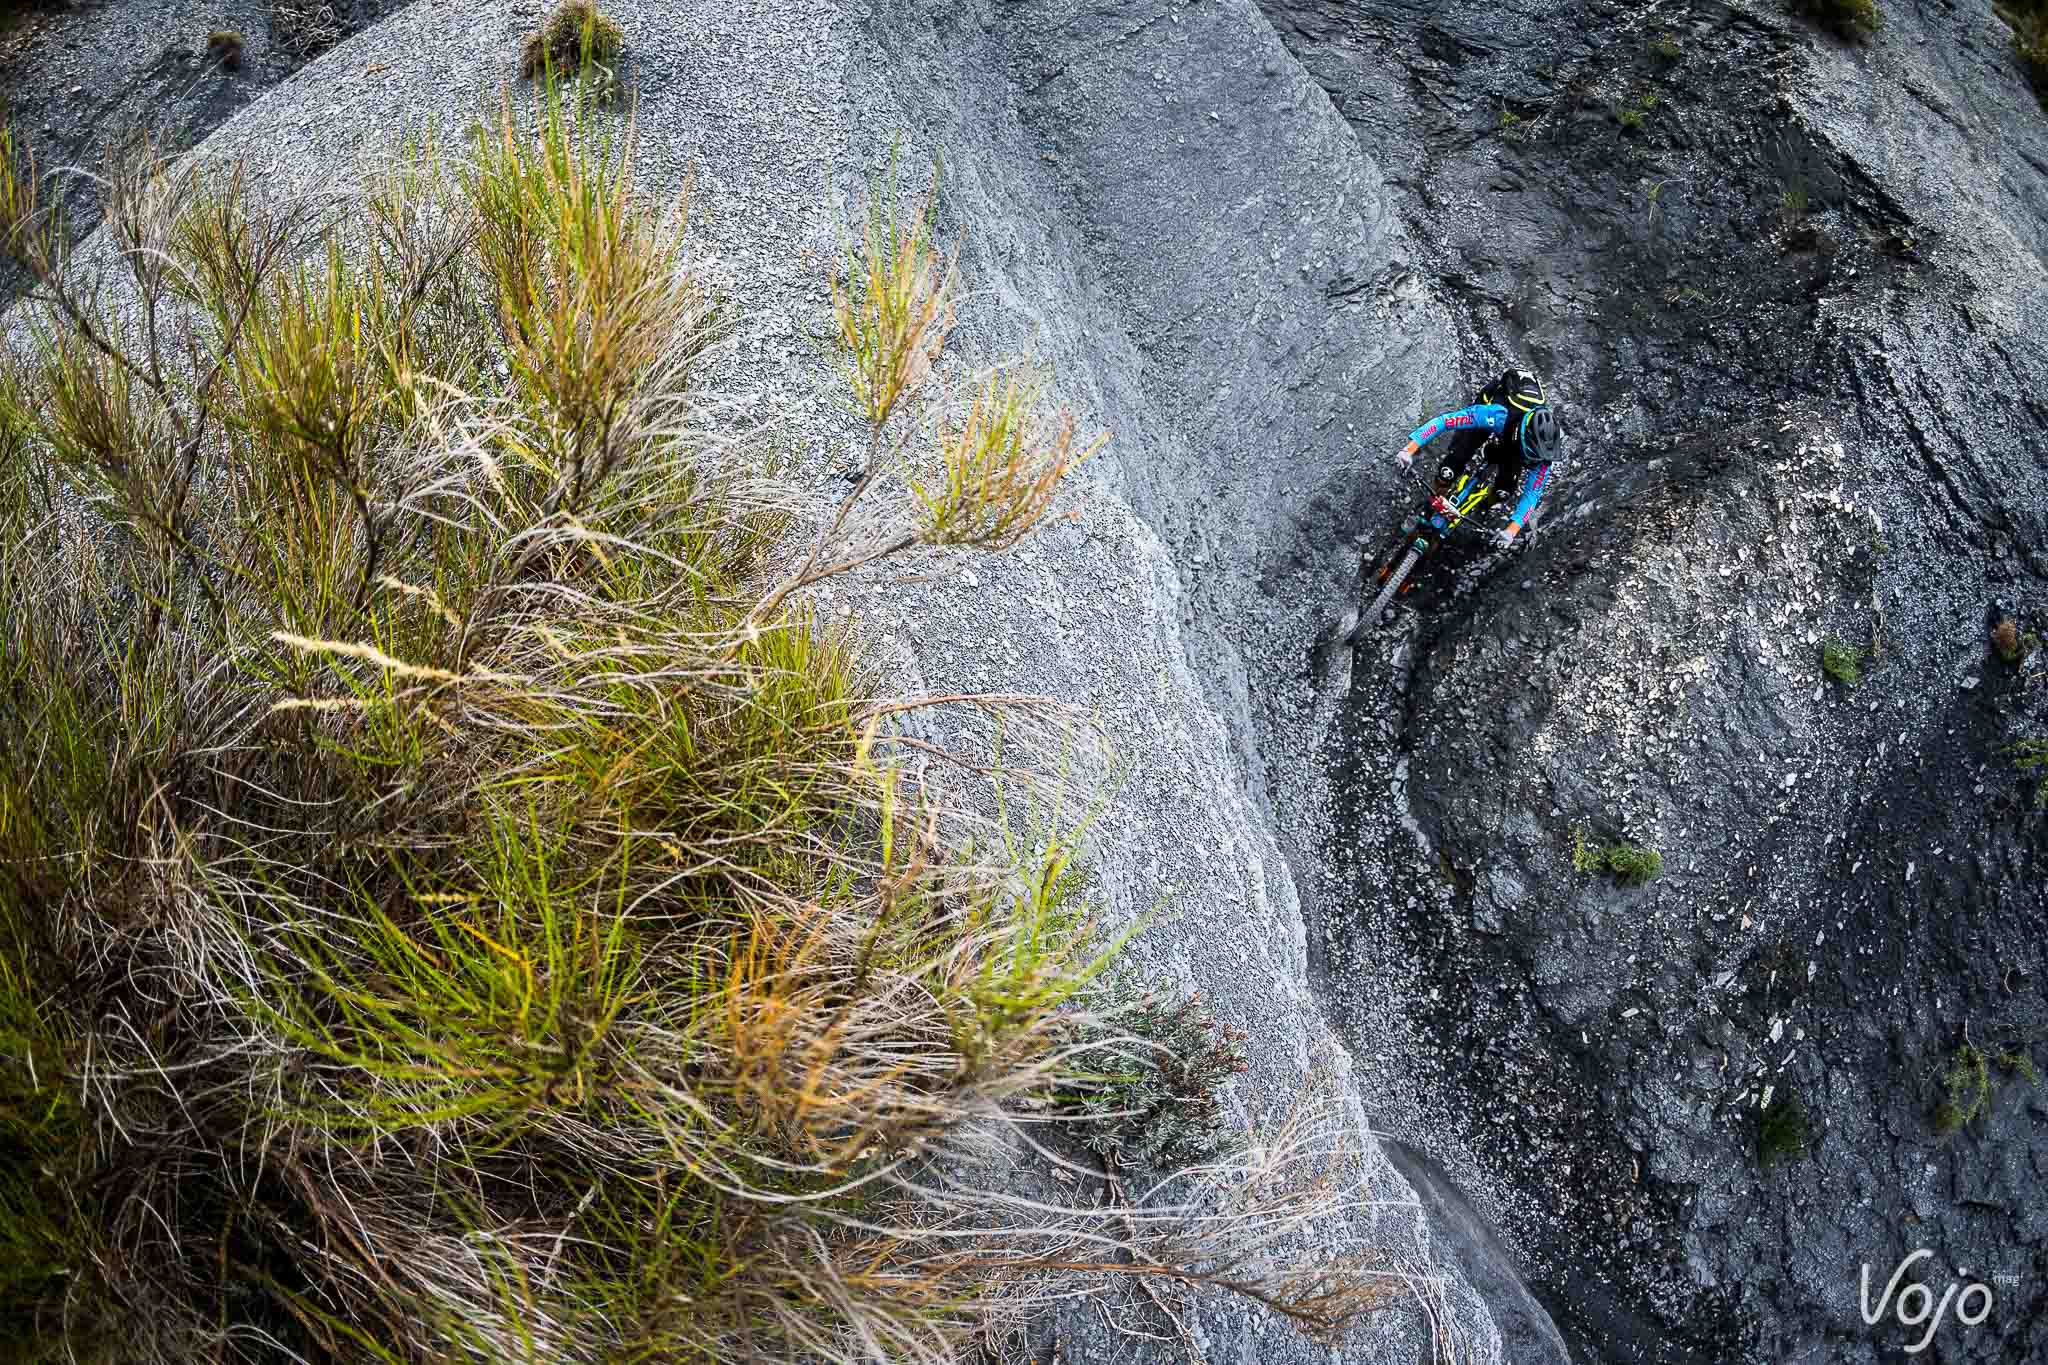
[1571,824,1602,874]
[1935,1044,2041,1133]
[1758,1092,1808,1166]
[1570,826,1664,886]
[2010,738,2048,808]
[1605,843,1665,885]
[1939,1044,1991,1131]
[1820,636,1863,686]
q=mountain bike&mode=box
[1351,463,1498,638]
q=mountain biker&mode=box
[1395,367,1562,549]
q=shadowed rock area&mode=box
[0,0,407,305]
[14,0,2048,1360]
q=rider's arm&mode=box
[1505,460,1554,534]
[1399,404,1511,462]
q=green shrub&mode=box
[1792,0,1882,41]
[0,96,1388,1363]
[1060,979,1250,1170]
[1617,91,1659,131]
[1821,636,1863,686]
[1757,1092,1808,1166]
[1571,826,1664,885]
[1651,32,1683,61]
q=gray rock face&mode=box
[25,0,2048,1359]
[1268,0,2048,1361]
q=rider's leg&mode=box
[1435,428,1486,488]
[1491,448,1527,519]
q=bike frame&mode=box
[1380,466,1494,578]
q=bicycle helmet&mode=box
[1518,405,1562,463]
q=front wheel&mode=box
[1361,545,1424,632]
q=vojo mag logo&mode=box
[1858,1248,1997,1355]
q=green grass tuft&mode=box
[1821,636,1863,686]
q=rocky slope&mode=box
[1266,0,2048,1360]
[14,0,2048,1361]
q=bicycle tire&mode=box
[1363,547,1424,629]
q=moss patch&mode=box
[1757,1092,1808,1167]
[1821,635,1863,686]
[1572,826,1665,886]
